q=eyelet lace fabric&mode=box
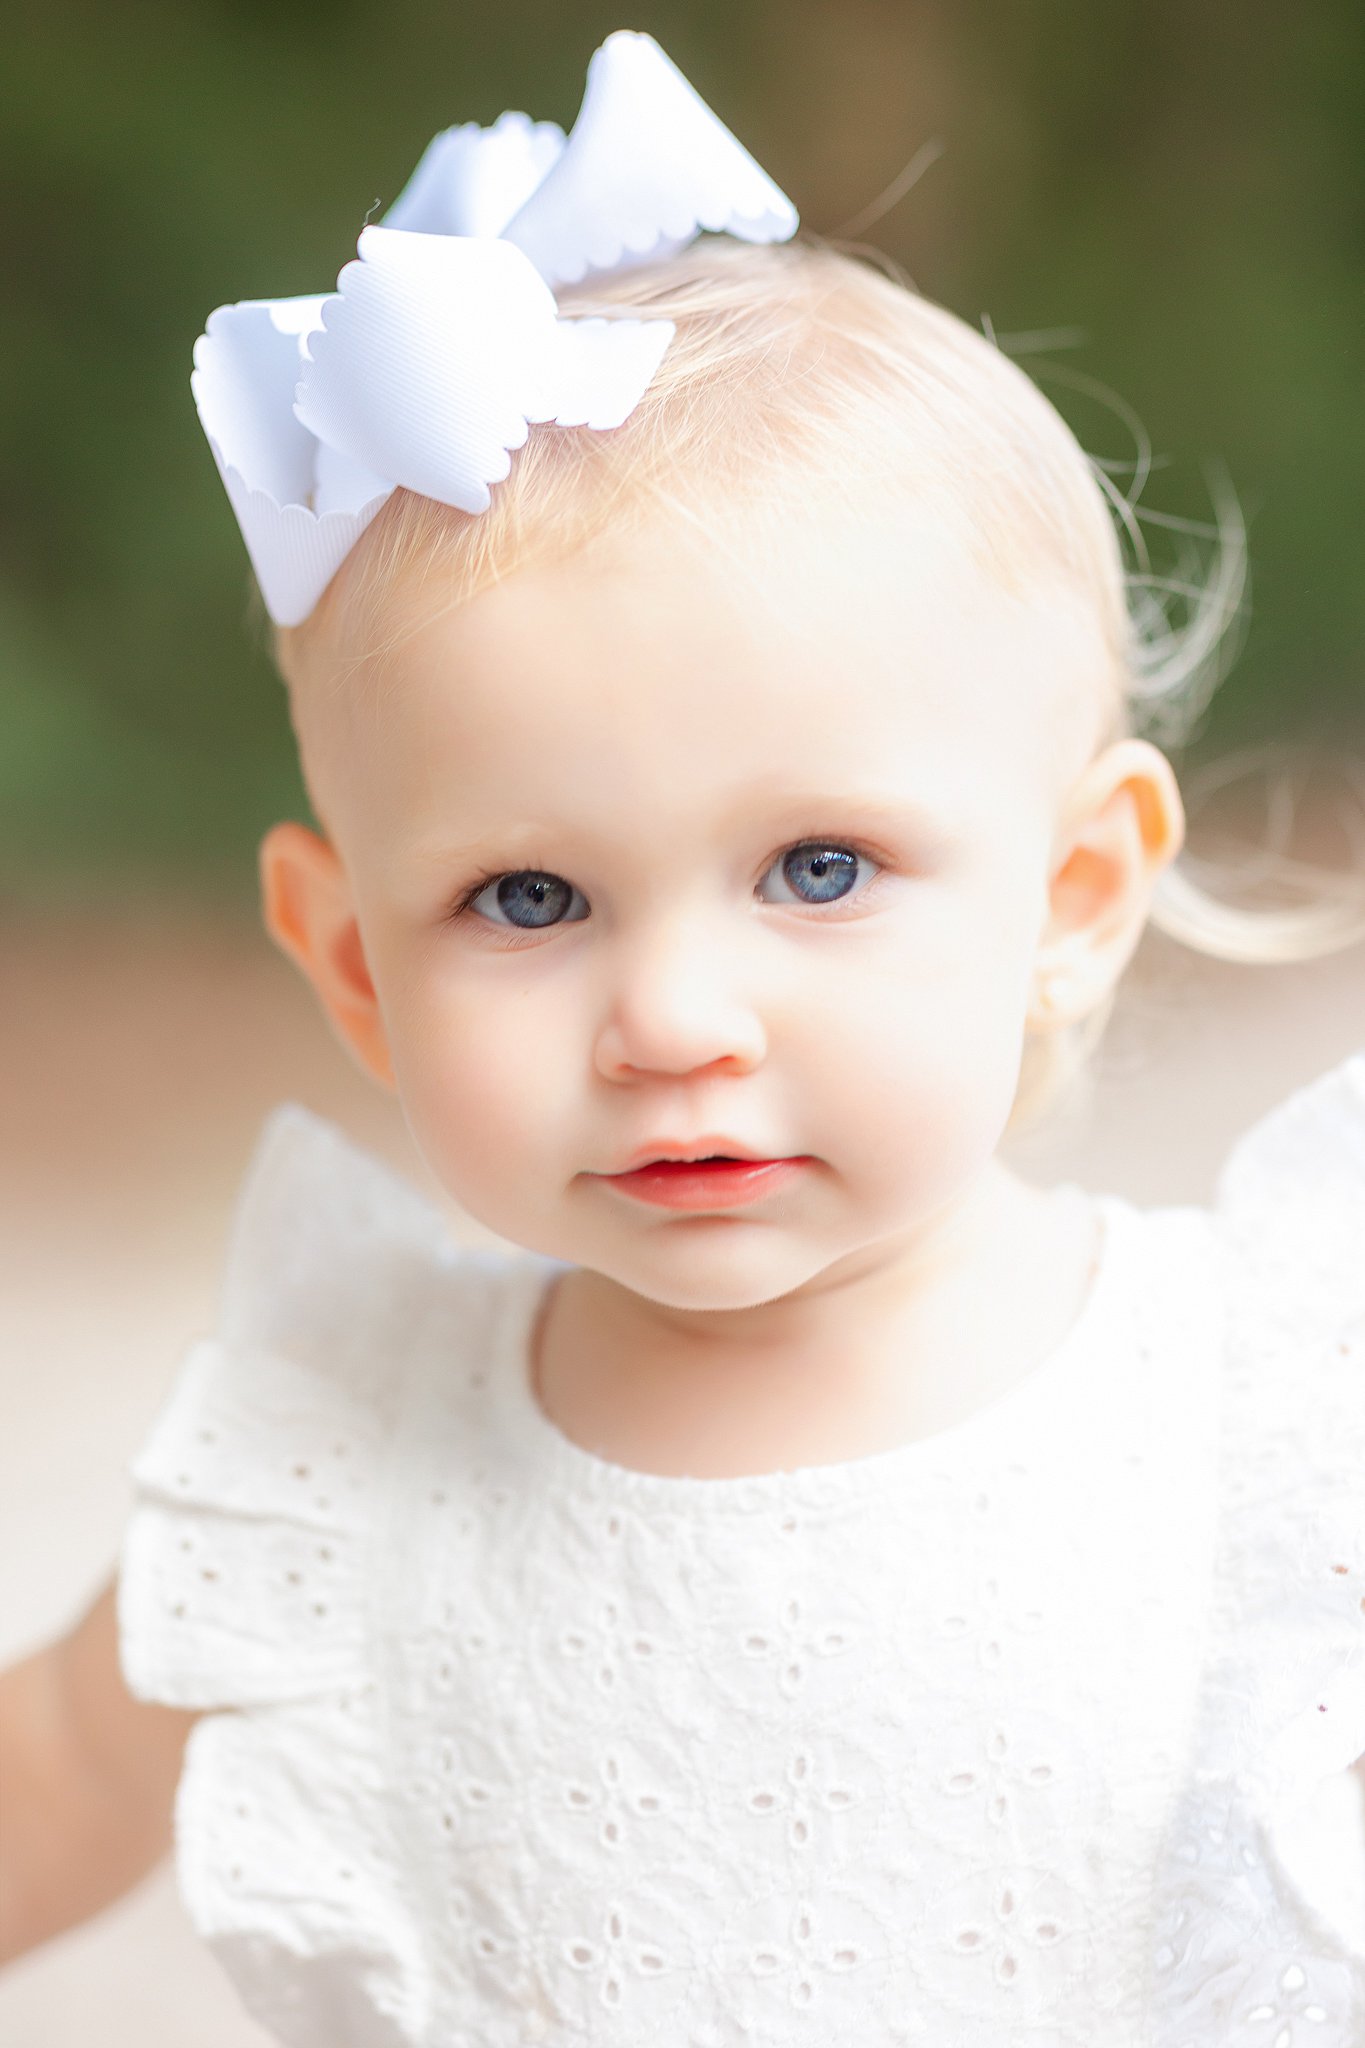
[117,1055,1365,2047]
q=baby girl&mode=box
[3,29,1363,2048]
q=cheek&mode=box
[380,951,579,1219]
[786,889,1038,1192]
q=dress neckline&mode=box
[490,1187,1135,1509]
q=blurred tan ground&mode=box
[2,889,1364,2045]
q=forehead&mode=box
[317,502,1106,856]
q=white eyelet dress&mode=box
[117,1055,1365,2047]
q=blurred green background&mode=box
[4,0,1362,905]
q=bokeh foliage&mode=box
[3,0,1362,901]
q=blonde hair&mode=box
[276,233,1365,1130]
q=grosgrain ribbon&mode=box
[192,30,799,626]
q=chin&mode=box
[593,1230,824,1313]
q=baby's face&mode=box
[299,503,1110,1310]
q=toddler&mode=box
[3,30,1364,2048]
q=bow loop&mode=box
[382,109,567,240]
[502,32,798,289]
[192,299,391,626]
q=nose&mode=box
[593,916,767,1081]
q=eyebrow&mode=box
[776,790,962,832]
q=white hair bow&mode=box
[192,30,798,627]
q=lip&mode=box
[611,1137,774,1173]
[596,1156,811,1211]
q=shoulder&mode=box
[117,1103,533,1712]
[1211,1050,1365,1338]
[1203,1048,1365,1447]
[1215,1050,1365,1219]
[1195,1051,1365,1798]
[217,1102,506,1380]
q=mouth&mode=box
[595,1152,812,1212]
[612,1139,775,1173]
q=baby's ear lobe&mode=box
[1027,739,1186,1032]
[258,822,396,1090]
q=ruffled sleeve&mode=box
[118,1102,453,1709]
[1146,1056,1365,2040]
[1208,1050,1365,1804]
[115,1105,470,2047]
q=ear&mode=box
[258,821,396,1089]
[1027,739,1185,1032]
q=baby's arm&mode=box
[0,1576,199,1964]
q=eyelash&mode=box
[447,838,890,931]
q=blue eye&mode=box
[759,844,875,906]
[468,870,589,929]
